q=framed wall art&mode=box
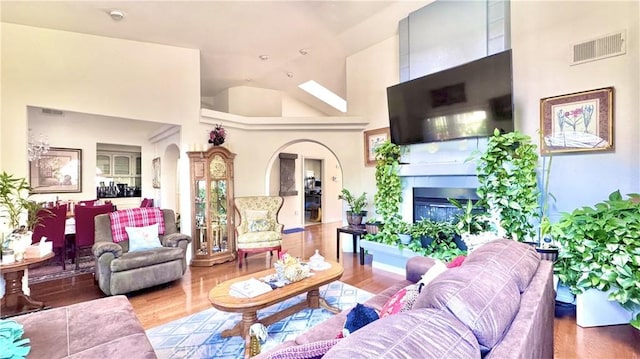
[29,147,82,193]
[364,127,390,166]
[152,157,161,188]
[540,87,614,154]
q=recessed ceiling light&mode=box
[258,55,269,61]
[299,80,347,113]
[109,9,126,21]
[299,48,310,55]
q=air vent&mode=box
[41,108,64,116]
[571,30,626,66]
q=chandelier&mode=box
[27,129,50,163]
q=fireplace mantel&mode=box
[398,161,477,177]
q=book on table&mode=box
[229,277,274,298]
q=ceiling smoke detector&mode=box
[258,55,269,61]
[299,48,310,55]
[109,10,126,21]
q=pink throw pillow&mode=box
[447,255,466,268]
[379,284,420,318]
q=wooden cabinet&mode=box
[188,146,237,266]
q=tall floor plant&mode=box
[371,141,403,245]
[475,129,540,242]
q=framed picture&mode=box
[364,127,390,166]
[540,87,614,154]
[29,147,82,193]
[152,157,161,188]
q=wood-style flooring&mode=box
[31,221,639,358]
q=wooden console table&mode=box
[336,225,367,261]
[0,252,54,318]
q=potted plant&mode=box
[550,190,640,329]
[397,220,413,245]
[450,198,505,252]
[0,171,32,233]
[0,171,47,260]
[339,188,367,226]
[364,217,383,235]
[475,129,540,242]
[411,217,458,249]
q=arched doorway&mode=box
[161,143,180,212]
[265,140,344,230]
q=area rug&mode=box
[28,256,95,284]
[146,281,372,359]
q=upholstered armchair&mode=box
[234,196,284,267]
[92,208,191,296]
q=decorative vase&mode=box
[399,233,411,245]
[274,262,286,282]
[346,211,364,226]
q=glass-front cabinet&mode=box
[188,146,236,266]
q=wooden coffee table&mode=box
[208,260,343,349]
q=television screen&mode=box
[387,50,513,145]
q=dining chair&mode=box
[140,198,154,207]
[31,203,68,268]
[77,199,98,207]
[73,203,115,269]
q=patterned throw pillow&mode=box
[125,223,162,252]
[379,284,421,318]
[249,219,271,232]
[264,339,342,359]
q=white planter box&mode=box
[359,240,422,275]
[576,288,636,327]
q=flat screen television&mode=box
[387,50,514,145]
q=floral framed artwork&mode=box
[29,147,82,194]
[540,87,614,154]
[152,157,161,188]
[364,127,390,166]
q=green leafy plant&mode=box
[404,217,462,261]
[338,188,367,214]
[551,190,640,329]
[369,141,404,245]
[397,220,412,234]
[475,129,540,242]
[449,199,490,236]
[0,171,33,230]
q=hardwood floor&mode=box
[31,221,639,358]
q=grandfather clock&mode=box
[188,146,236,266]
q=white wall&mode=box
[346,37,400,217]
[1,23,200,235]
[512,0,640,217]
[1,24,200,170]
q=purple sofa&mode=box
[257,239,555,358]
[11,296,156,359]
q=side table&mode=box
[336,225,367,262]
[0,252,54,318]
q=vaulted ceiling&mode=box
[1,1,431,115]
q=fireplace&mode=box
[413,187,480,223]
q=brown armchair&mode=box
[234,196,284,267]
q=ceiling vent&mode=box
[41,108,64,116]
[571,30,626,66]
